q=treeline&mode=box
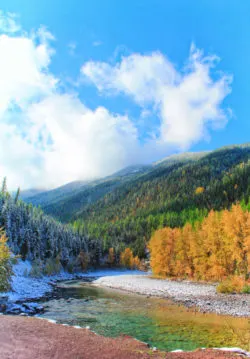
[73,208,208,258]
[72,146,250,257]
[148,204,250,283]
[0,179,106,270]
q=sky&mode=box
[0,0,249,190]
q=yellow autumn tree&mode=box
[120,248,134,268]
[120,248,141,269]
[148,204,250,283]
[148,227,176,277]
[0,231,12,291]
[107,247,115,267]
[175,224,195,278]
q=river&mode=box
[38,279,249,352]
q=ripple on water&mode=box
[39,280,250,352]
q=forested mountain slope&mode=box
[25,152,205,222]
[72,144,250,256]
[0,182,106,270]
[79,145,250,221]
[24,143,250,258]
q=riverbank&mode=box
[0,259,143,301]
[93,274,250,317]
[0,315,243,359]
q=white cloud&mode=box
[0,10,233,190]
[82,45,232,149]
[0,11,139,190]
[26,94,139,188]
[0,11,21,33]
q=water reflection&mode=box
[39,280,249,351]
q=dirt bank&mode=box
[0,316,241,359]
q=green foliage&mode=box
[216,277,247,294]
[65,259,74,273]
[11,144,250,262]
[43,255,62,276]
[70,146,250,257]
[29,259,43,278]
[242,285,250,294]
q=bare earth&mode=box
[0,316,241,359]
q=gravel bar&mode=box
[94,274,250,317]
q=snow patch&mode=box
[0,259,144,301]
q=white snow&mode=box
[0,259,144,301]
[1,260,52,301]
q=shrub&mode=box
[29,259,43,278]
[43,255,62,276]
[66,259,74,273]
[138,259,149,271]
[75,250,89,271]
[10,255,19,265]
[0,232,12,292]
[132,255,141,269]
[242,284,250,294]
[216,277,246,294]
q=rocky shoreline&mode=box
[93,274,250,317]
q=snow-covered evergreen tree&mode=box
[0,179,100,269]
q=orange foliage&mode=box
[120,248,141,269]
[148,204,250,282]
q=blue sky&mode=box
[0,1,249,189]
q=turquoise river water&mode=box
[39,280,249,352]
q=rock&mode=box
[0,303,7,313]
[23,302,44,314]
[5,304,26,315]
[4,302,44,315]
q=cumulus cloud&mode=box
[82,45,232,149]
[0,10,232,190]
[0,11,138,189]
[26,94,139,187]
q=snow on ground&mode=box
[0,259,144,302]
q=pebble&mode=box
[94,275,250,317]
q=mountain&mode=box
[25,180,89,207]
[19,188,45,200]
[24,152,203,221]
[24,143,250,257]
[153,151,208,167]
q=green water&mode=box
[40,280,249,352]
